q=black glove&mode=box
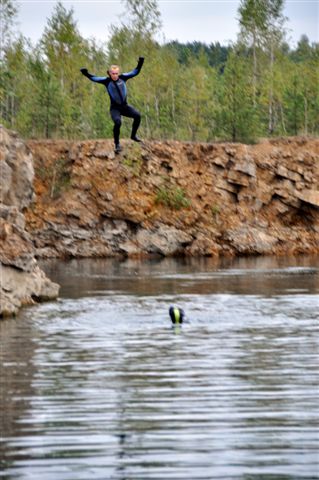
[137,57,144,69]
[80,68,88,75]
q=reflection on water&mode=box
[39,255,319,299]
[0,256,318,479]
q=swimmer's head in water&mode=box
[169,306,185,324]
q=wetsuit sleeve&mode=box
[80,68,108,83]
[121,57,144,80]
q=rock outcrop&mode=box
[25,136,318,258]
[0,127,59,317]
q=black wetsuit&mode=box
[81,57,144,147]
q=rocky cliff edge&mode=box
[25,136,318,258]
[0,127,59,317]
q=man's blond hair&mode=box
[109,65,120,72]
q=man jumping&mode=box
[80,57,144,153]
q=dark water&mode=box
[1,256,318,480]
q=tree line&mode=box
[0,0,318,143]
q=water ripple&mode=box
[1,257,318,479]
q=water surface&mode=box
[1,256,318,479]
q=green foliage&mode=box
[123,0,162,37]
[23,55,63,138]
[0,0,18,59]
[290,35,316,63]
[39,3,86,138]
[165,41,230,69]
[238,0,287,134]
[218,49,261,142]
[0,0,318,142]
[155,185,191,210]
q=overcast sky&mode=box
[17,0,319,48]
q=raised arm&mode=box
[121,57,144,80]
[80,68,107,83]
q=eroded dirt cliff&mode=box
[25,137,319,258]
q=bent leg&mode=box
[122,105,141,140]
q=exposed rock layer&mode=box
[0,127,59,317]
[25,136,318,258]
